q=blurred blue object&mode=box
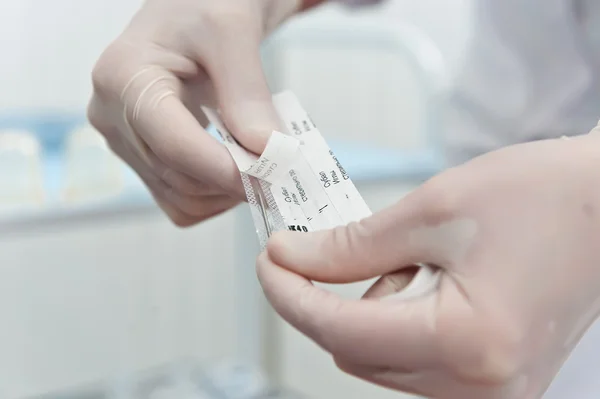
[0,114,443,230]
[0,111,85,151]
[0,112,443,189]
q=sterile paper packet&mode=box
[203,91,440,300]
[202,91,371,248]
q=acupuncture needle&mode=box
[250,174,274,238]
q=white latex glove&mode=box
[257,125,600,399]
[87,0,300,226]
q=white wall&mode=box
[0,0,473,112]
[381,0,473,76]
[0,0,143,111]
[0,211,240,398]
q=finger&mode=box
[108,136,237,223]
[334,359,428,398]
[158,168,214,196]
[141,144,237,198]
[145,173,237,226]
[108,136,198,225]
[121,67,245,197]
[106,132,163,187]
[129,163,203,227]
[266,185,462,283]
[257,252,440,369]
[161,190,239,218]
[199,21,282,154]
[112,132,236,199]
[336,360,527,399]
[149,191,201,228]
[362,268,421,300]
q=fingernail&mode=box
[227,101,282,153]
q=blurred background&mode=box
[0,0,472,398]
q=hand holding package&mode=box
[87,0,301,226]
[258,123,600,398]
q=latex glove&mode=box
[87,0,300,226]
[257,126,600,399]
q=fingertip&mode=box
[237,124,272,154]
[266,230,326,276]
[362,268,420,300]
[153,197,198,228]
[267,226,377,283]
[228,172,247,200]
[255,248,292,290]
[221,100,282,154]
[333,357,352,374]
[265,230,296,261]
[255,250,271,280]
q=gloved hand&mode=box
[257,126,600,399]
[87,0,301,226]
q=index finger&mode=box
[124,68,243,195]
[256,252,440,370]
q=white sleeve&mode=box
[442,0,600,166]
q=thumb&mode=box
[266,186,461,283]
[202,28,281,154]
[257,251,441,369]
